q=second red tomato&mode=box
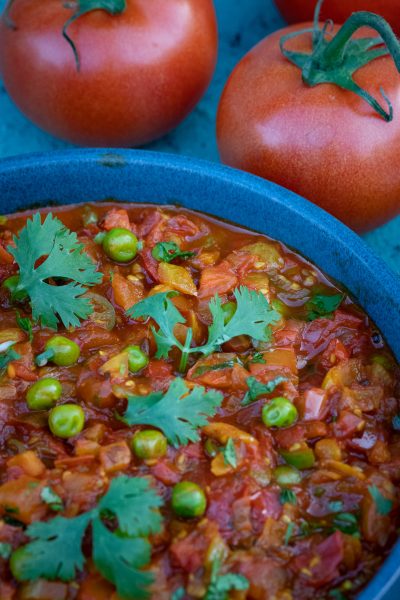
[275,0,400,33]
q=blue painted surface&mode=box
[1,0,400,273]
[1,148,400,600]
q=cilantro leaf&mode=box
[201,287,280,355]
[128,291,185,359]
[306,293,344,321]
[0,542,12,559]
[172,588,185,600]
[128,287,279,372]
[284,522,295,546]
[120,378,223,448]
[329,591,347,600]
[242,376,287,406]
[280,489,297,505]
[151,242,195,263]
[92,518,153,600]
[328,500,344,513]
[392,414,400,431]
[10,477,163,599]
[332,513,359,536]
[16,312,33,342]
[40,486,64,512]
[0,346,20,374]
[8,213,102,329]
[222,438,237,468]
[205,559,249,600]
[249,352,266,364]
[193,359,239,377]
[368,485,393,516]
[16,512,91,581]
[98,475,162,537]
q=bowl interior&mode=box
[0,148,399,600]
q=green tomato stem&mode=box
[321,12,400,70]
[179,328,193,373]
[280,5,400,121]
[62,0,127,71]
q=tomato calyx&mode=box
[280,0,400,121]
[63,0,127,71]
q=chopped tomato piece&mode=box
[102,208,131,231]
[0,476,46,524]
[292,531,345,587]
[112,272,144,310]
[99,441,131,474]
[198,260,238,298]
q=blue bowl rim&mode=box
[0,147,399,600]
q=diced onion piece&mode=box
[315,438,342,461]
[99,350,129,377]
[203,422,257,445]
[158,262,197,296]
[112,273,144,311]
[322,460,366,480]
[7,450,46,478]
[84,293,116,331]
[240,241,284,270]
[99,441,131,474]
[0,328,25,346]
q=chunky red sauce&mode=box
[0,203,399,600]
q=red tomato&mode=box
[217,23,400,231]
[0,0,217,146]
[275,0,400,33]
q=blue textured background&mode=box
[0,0,399,273]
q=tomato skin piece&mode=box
[217,24,400,232]
[0,0,217,146]
[275,0,400,34]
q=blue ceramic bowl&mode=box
[0,148,399,600]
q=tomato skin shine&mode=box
[0,0,217,147]
[217,25,400,232]
[275,0,400,34]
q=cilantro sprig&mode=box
[40,487,64,512]
[8,213,102,329]
[119,378,223,448]
[305,293,344,321]
[128,286,280,371]
[15,312,33,342]
[0,346,20,375]
[222,438,237,468]
[368,485,393,516]
[11,476,162,599]
[204,559,249,600]
[151,241,196,263]
[242,375,287,406]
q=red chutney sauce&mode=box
[0,202,399,600]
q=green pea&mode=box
[2,275,28,302]
[131,429,167,460]
[26,378,62,411]
[273,465,302,486]
[171,481,207,519]
[44,336,80,367]
[262,397,298,428]
[126,345,149,373]
[221,301,236,325]
[48,404,85,438]
[280,446,316,470]
[10,546,32,581]
[102,228,138,262]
